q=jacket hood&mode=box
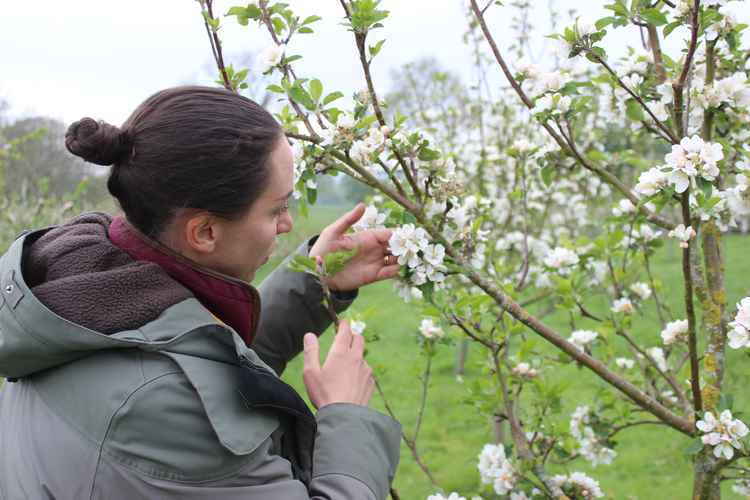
[0,213,251,379]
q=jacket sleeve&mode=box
[253,238,358,375]
[95,403,401,500]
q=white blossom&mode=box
[533,94,572,116]
[647,346,668,372]
[258,44,285,73]
[389,224,429,268]
[630,282,652,300]
[427,494,466,500]
[634,167,668,196]
[696,410,749,460]
[661,319,689,345]
[728,297,750,349]
[394,280,423,303]
[664,136,723,193]
[615,357,635,369]
[612,199,636,217]
[350,320,366,336]
[611,297,634,315]
[569,330,598,351]
[477,444,516,495]
[668,224,697,248]
[512,362,539,378]
[336,113,356,129]
[575,16,596,38]
[551,472,604,498]
[544,247,580,274]
[419,318,444,339]
[353,205,388,232]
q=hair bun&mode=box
[65,117,132,166]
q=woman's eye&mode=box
[275,201,289,216]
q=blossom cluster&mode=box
[668,224,697,249]
[728,297,750,349]
[551,472,604,498]
[426,494,467,500]
[660,319,688,345]
[611,297,634,315]
[512,362,539,379]
[636,136,725,199]
[388,224,447,286]
[353,205,388,232]
[645,346,668,372]
[615,357,635,369]
[569,330,597,351]
[569,406,617,466]
[543,247,580,275]
[477,443,516,495]
[419,318,445,340]
[696,410,749,460]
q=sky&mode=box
[1,1,747,126]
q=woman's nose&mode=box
[277,212,293,234]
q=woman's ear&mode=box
[184,213,219,255]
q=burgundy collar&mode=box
[108,215,260,345]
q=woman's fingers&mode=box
[330,319,354,354]
[375,263,401,281]
[351,331,365,355]
[324,203,366,237]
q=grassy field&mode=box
[256,205,750,500]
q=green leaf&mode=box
[246,5,262,19]
[298,26,314,33]
[418,147,441,161]
[324,248,359,276]
[303,15,322,25]
[697,177,714,200]
[306,186,317,205]
[288,254,317,274]
[288,84,316,111]
[271,16,285,34]
[595,16,618,30]
[369,39,386,57]
[309,79,323,104]
[663,20,682,37]
[541,164,555,187]
[719,393,735,412]
[640,8,668,26]
[604,0,629,16]
[684,438,704,456]
[284,54,303,64]
[266,84,285,93]
[322,91,344,105]
[349,0,389,33]
[225,6,249,25]
[401,211,417,224]
[625,98,645,122]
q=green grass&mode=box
[258,207,750,500]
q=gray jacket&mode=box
[0,215,401,499]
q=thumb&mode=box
[303,333,321,372]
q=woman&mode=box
[0,86,402,499]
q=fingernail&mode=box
[304,333,315,347]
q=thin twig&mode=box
[680,192,703,414]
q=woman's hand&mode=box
[309,203,400,292]
[303,320,374,409]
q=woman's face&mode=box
[204,134,295,282]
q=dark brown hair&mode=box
[65,86,283,237]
